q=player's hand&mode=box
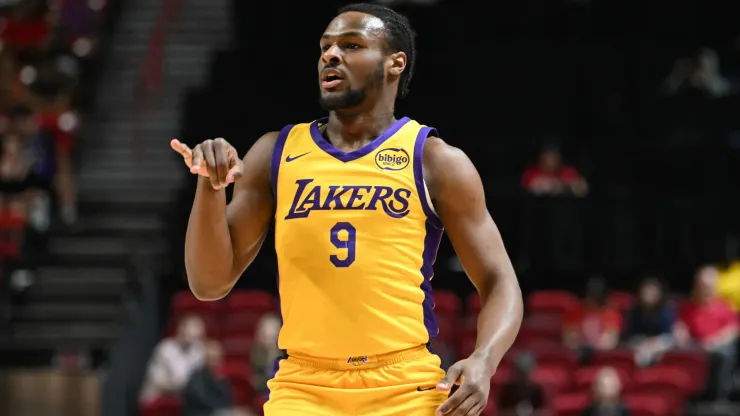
[436,356,492,416]
[170,138,243,190]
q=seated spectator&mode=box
[663,49,732,99]
[496,353,546,416]
[675,266,738,400]
[624,278,676,366]
[522,144,588,197]
[564,277,622,359]
[250,314,282,393]
[183,340,254,416]
[582,367,630,416]
[140,315,206,404]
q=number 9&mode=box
[330,222,356,267]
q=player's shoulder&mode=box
[422,135,472,175]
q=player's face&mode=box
[318,12,397,110]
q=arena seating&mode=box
[141,288,711,415]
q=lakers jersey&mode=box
[271,116,443,358]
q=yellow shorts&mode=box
[264,345,449,416]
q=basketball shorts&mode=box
[264,344,449,415]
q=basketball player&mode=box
[171,4,523,415]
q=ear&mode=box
[388,51,407,77]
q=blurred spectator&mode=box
[717,259,740,312]
[183,340,253,416]
[521,144,588,197]
[496,353,546,416]
[676,266,738,399]
[663,49,732,99]
[582,367,629,416]
[564,277,622,358]
[624,278,676,367]
[140,315,206,403]
[250,314,281,393]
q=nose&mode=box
[322,44,343,65]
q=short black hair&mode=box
[338,3,416,99]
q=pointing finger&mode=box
[170,139,192,157]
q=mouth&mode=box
[321,69,345,89]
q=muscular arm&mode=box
[424,137,523,371]
[185,132,277,300]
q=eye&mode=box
[320,45,331,52]
[346,43,361,49]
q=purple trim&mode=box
[414,125,444,339]
[413,127,443,230]
[309,116,411,163]
[265,356,284,401]
[271,125,295,200]
[420,220,444,339]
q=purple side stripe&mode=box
[309,116,411,163]
[413,126,444,339]
[268,125,292,404]
[270,124,295,200]
[265,356,284,402]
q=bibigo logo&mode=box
[375,148,410,171]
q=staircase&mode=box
[3,0,230,366]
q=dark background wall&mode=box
[168,0,740,299]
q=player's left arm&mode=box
[423,137,523,416]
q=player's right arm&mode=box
[170,132,278,300]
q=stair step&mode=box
[13,303,124,321]
[11,322,121,348]
[38,267,128,282]
[80,214,165,233]
[27,269,130,300]
[48,237,130,256]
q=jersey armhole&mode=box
[413,126,443,230]
[270,124,295,200]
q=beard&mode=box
[318,63,385,111]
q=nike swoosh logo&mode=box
[285,152,310,162]
[417,386,436,392]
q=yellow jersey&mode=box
[271,116,443,359]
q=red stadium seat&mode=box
[253,392,268,415]
[531,347,578,373]
[458,334,477,358]
[521,316,562,340]
[220,311,263,337]
[226,366,255,407]
[513,326,562,349]
[532,363,572,393]
[435,314,459,342]
[630,366,692,413]
[0,214,26,258]
[139,396,181,416]
[466,292,482,316]
[433,290,462,318]
[172,291,220,315]
[225,290,277,313]
[624,393,671,416]
[659,351,708,394]
[607,291,635,311]
[526,291,580,318]
[574,366,631,391]
[592,350,636,376]
[222,335,254,361]
[552,392,590,416]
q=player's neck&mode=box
[325,109,396,146]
